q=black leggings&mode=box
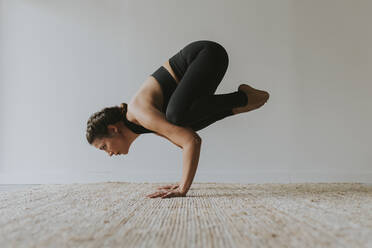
[164,40,248,131]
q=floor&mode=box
[0,182,371,248]
[0,184,42,192]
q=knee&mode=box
[205,42,229,69]
[166,107,185,126]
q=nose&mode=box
[108,151,118,156]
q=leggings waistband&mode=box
[169,51,187,81]
[150,66,178,113]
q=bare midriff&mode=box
[162,60,180,84]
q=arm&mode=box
[179,139,201,193]
[132,103,201,194]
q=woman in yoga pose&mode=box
[86,40,269,198]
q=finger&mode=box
[157,186,170,190]
[157,185,173,190]
[152,192,169,198]
[161,192,173,199]
[146,191,160,197]
[150,191,169,198]
[166,185,176,189]
[149,195,161,198]
[147,192,164,197]
[146,191,165,198]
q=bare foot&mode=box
[232,84,270,115]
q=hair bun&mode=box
[120,103,127,115]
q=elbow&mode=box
[188,136,202,146]
[182,135,201,149]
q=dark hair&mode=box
[86,102,127,144]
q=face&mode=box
[92,124,130,156]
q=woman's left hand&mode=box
[146,188,187,199]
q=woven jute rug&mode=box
[0,182,371,248]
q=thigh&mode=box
[165,41,229,120]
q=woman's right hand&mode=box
[157,184,179,190]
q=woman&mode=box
[86,40,269,199]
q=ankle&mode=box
[231,106,241,115]
[237,90,248,106]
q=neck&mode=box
[120,121,140,143]
[128,128,141,141]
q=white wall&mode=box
[1,0,371,184]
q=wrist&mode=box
[178,184,189,194]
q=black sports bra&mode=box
[122,109,154,134]
[121,63,179,135]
